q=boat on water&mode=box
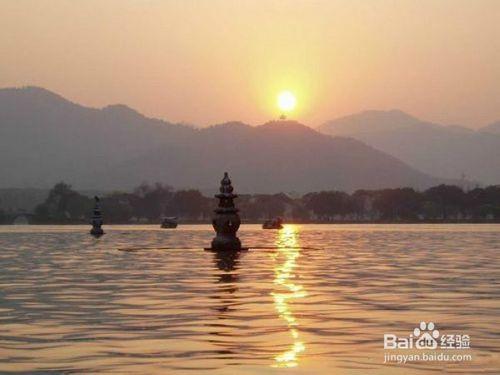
[161,217,178,228]
[262,217,283,229]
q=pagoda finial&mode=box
[220,172,234,194]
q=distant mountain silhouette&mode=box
[480,121,500,135]
[0,87,193,189]
[319,110,500,185]
[0,87,446,192]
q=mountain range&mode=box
[0,87,479,193]
[481,121,500,135]
[319,110,500,185]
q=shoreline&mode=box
[3,220,500,226]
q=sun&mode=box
[277,91,297,113]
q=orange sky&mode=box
[1,0,499,128]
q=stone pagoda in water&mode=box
[207,172,246,251]
[90,196,105,236]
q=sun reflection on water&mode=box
[271,225,307,368]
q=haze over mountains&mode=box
[0,87,479,193]
[319,110,500,185]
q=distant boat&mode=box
[161,217,178,228]
[262,217,283,229]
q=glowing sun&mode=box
[277,91,297,113]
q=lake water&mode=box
[0,224,499,374]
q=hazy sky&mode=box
[1,0,499,128]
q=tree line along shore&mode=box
[1,182,499,225]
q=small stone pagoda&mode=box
[90,196,105,236]
[207,172,246,251]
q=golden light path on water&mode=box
[271,225,307,368]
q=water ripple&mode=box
[0,224,499,374]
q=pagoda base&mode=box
[90,228,105,236]
[204,247,249,252]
